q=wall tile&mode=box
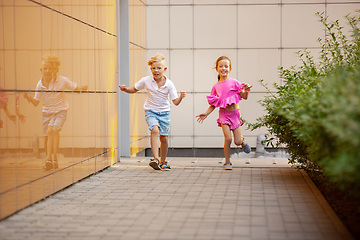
[169,50,193,92]
[237,0,280,3]
[238,5,281,48]
[170,92,194,136]
[147,0,169,5]
[194,5,237,48]
[237,49,281,92]
[147,6,170,49]
[282,4,325,48]
[327,4,360,36]
[283,0,324,3]
[170,136,194,148]
[194,0,236,4]
[170,6,193,49]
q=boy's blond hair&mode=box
[147,54,166,66]
[42,55,61,67]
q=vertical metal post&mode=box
[116,0,130,160]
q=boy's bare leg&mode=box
[150,126,160,160]
[221,124,232,163]
[44,136,48,156]
[159,135,168,163]
[53,127,60,161]
[46,127,53,161]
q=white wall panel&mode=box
[145,1,358,149]
[282,4,325,48]
[237,49,281,92]
[147,6,170,49]
[169,50,193,92]
[194,6,237,49]
[170,93,194,136]
[170,6,193,48]
[238,5,281,48]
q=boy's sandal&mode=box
[149,158,161,170]
[44,160,53,171]
[224,162,232,170]
[241,137,251,154]
[53,160,59,169]
[160,161,171,171]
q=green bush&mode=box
[251,12,360,192]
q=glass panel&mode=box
[0,0,118,219]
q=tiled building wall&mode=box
[144,0,360,151]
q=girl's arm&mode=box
[195,105,215,124]
[3,105,16,123]
[119,85,139,94]
[240,83,252,100]
[172,91,186,106]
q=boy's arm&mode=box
[24,92,40,106]
[119,85,139,94]
[172,91,186,106]
[75,85,88,92]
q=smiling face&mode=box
[40,62,54,80]
[216,59,231,80]
[150,61,167,81]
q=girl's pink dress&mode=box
[206,78,245,130]
[206,78,244,108]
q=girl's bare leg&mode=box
[150,126,160,160]
[221,124,232,163]
[159,135,169,163]
[233,126,245,146]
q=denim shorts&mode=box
[145,110,171,136]
[42,110,67,136]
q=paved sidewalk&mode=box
[0,157,353,240]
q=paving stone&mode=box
[0,157,353,240]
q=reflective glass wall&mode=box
[129,0,147,156]
[0,0,118,219]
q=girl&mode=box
[196,56,252,170]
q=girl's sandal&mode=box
[241,137,251,154]
[160,161,171,171]
[224,162,232,170]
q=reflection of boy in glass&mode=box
[24,55,87,170]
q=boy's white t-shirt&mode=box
[134,75,178,112]
[34,75,77,113]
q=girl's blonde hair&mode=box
[215,56,232,81]
[148,53,166,66]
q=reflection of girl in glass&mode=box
[0,87,25,128]
[24,55,87,171]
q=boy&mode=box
[119,54,186,170]
[24,55,88,170]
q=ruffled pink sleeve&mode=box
[0,87,8,109]
[206,79,245,108]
